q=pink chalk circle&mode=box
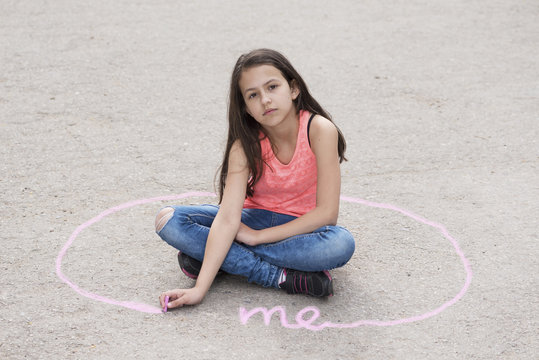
[56,192,473,329]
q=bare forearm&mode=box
[194,218,239,294]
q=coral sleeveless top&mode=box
[243,110,317,217]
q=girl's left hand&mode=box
[235,223,262,246]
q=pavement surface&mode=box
[1,0,538,359]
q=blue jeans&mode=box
[156,205,355,289]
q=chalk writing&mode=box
[239,306,331,330]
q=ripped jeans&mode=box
[156,205,355,289]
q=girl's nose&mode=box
[261,91,271,105]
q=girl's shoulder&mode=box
[308,113,339,142]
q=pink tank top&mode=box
[243,110,317,217]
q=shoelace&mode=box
[293,273,309,294]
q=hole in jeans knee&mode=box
[155,207,174,232]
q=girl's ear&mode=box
[290,80,300,100]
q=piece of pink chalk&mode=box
[163,296,169,313]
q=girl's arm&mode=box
[236,115,341,246]
[160,140,249,308]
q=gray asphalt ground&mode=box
[1,0,538,359]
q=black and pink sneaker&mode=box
[177,251,224,279]
[279,269,334,297]
[177,251,201,279]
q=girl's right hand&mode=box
[235,222,263,246]
[159,287,205,310]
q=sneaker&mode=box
[177,251,201,279]
[177,251,224,280]
[279,269,333,297]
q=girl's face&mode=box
[239,65,299,128]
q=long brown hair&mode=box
[218,48,347,203]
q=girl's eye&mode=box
[248,93,257,99]
[268,84,277,90]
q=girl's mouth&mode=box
[263,109,276,115]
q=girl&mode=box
[155,49,355,309]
